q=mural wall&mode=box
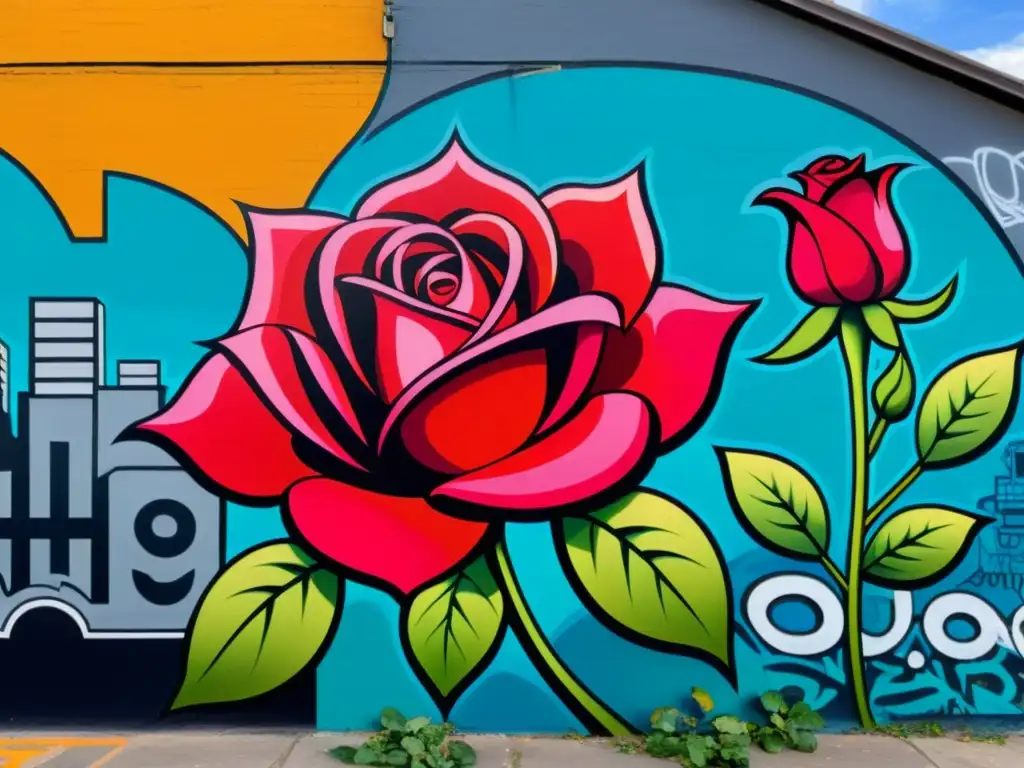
[3,0,1024,734]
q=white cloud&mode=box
[961,34,1024,80]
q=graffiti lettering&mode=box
[746,574,1024,662]
[945,147,1024,229]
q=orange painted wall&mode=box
[0,0,388,238]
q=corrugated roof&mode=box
[759,0,1024,112]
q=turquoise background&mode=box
[0,66,1022,730]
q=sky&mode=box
[835,0,1024,79]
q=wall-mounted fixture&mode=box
[383,0,395,40]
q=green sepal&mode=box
[755,306,839,364]
[861,304,901,349]
[882,274,958,323]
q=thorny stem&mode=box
[493,537,632,737]
[838,311,876,729]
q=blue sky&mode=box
[837,0,1024,78]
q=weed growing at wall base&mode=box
[329,708,476,768]
[633,688,824,767]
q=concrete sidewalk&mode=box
[1,730,1022,767]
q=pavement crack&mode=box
[269,733,304,768]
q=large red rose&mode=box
[135,135,754,595]
[754,154,911,306]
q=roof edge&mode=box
[756,0,1024,114]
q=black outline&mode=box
[764,594,825,639]
[916,340,1024,470]
[713,446,832,563]
[884,272,959,324]
[488,528,638,736]
[739,570,844,658]
[396,554,510,719]
[163,537,344,718]
[753,306,840,366]
[21,59,1015,725]
[357,62,1022,285]
[861,505,992,591]
[551,486,737,688]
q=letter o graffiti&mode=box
[923,594,1010,661]
[746,575,844,655]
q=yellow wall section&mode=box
[0,1,388,238]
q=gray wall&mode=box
[374,0,1024,258]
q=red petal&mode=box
[790,224,842,305]
[448,212,525,339]
[317,218,408,391]
[432,393,652,512]
[593,285,754,445]
[755,188,880,303]
[399,349,549,474]
[239,210,347,334]
[791,154,866,202]
[542,169,659,325]
[136,354,316,500]
[379,294,621,467]
[537,323,606,433]
[338,276,477,404]
[355,136,558,311]
[288,479,488,594]
[218,326,366,470]
[824,164,909,298]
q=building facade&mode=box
[1,0,1024,733]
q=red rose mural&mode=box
[754,154,910,306]
[722,151,1021,730]
[138,134,756,733]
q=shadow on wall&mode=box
[0,607,314,725]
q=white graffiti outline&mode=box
[944,147,1024,230]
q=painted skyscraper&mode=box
[0,297,221,636]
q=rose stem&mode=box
[867,418,888,459]
[492,537,633,737]
[864,464,924,529]
[838,309,876,729]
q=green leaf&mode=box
[716,449,830,561]
[760,690,785,714]
[685,735,714,768]
[170,541,340,710]
[401,737,426,757]
[557,491,733,673]
[692,687,715,713]
[883,275,958,323]
[861,304,901,349]
[770,714,786,730]
[787,702,825,731]
[791,730,818,753]
[382,708,407,731]
[405,555,504,703]
[405,717,430,734]
[712,716,747,735]
[329,746,359,764]
[916,344,1022,468]
[758,729,786,754]
[446,741,476,766]
[873,352,915,423]
[387,751,410,766]
[756,306,839,364]
[651,707,682,733]
[863,506,990,589]
[354,747,381,765]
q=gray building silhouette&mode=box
[0,298,222,638]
